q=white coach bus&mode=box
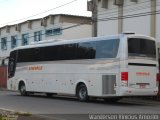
[7,33,159,102]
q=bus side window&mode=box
[34,47,41,61]
[96,39,119,59]
[78,42,96,59]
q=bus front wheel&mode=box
[77,84,88,102]
[19,82,27,96]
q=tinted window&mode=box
[128,38,156,58]
[77,42,96,59]
[17,44,78,62]
[96,39,119,58]
[17,48,35,62]
[16,39,120,63]
[40,46,58,61]
[41,44,78,61]
[58,44,77,60]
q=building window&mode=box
[34,31,42,42]
[53,28,62,35]
[45,29,52,36]
[11,35,17,49]
[22,33,29,46]
[1,37,7,50]
[45,28,62,37]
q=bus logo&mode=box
[136,72,150,76]
[28,66,43,71]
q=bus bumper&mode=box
[119,87,158,96]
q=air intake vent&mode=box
[102,75,116,94]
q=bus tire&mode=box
[77,84,88,102]
[19,82,27,96]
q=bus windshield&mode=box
[128,38,156,58]
[8,50,17,78]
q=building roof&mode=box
[0,14,91,29]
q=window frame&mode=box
[45,27,62,37]
[22,33,29,46]
[11,35,18,49]
[34,31,42,42]
[1,37,7,50]
[128,38,156,59]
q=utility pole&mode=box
[92,0,97,37]
[118,5,123,34]
[150,0,156,38]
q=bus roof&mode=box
[11,34,155,51]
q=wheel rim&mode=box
[79,87,87,100]
[20,85,26,94]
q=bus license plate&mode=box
[139,84,146,89]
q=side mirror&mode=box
[1,57,9,66]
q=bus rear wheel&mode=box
[77,84,88,102]
[19,82,27,96]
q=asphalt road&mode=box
[0,91,160,119]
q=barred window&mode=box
[34,31,42,42]
[22,33,29,46]
[1,37,7,50]
[11,35,17,49]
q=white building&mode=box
[0,14,92,63]
[88,0,160,46]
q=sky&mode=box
[0,0,91,27]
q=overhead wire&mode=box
[97,0,151,14]
[98,1,160,19]
[97,10,160,22]
[6,1,160,33]
[0,1,160,46]
[0,0,153,27]
[0,0,78,26]
[1,9,159,46]
[1,11,160,45]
